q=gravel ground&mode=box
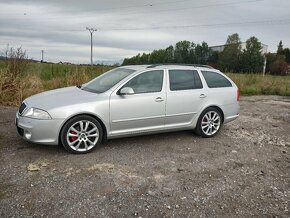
[0,96,289,218]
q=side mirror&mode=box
[119,87,135,95]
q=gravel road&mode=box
[0,96,289,217]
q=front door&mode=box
[109,70,166,136]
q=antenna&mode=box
[86,27,97,66]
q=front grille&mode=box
[19,102,27,115]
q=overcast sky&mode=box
[0,0,289,64]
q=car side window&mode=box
[201,71,232,88]
[123,70,164,94]
[169,70,203,91]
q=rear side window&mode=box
[169,70,203,91]
[201,71,232,88]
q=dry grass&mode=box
[0,62,289,106]
[0,62,113,106]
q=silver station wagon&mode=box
[16,64,240,154]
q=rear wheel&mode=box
[195,107,222,138]
[60,115,103,154]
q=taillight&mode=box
[237,88,240,101]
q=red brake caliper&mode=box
[70,131,77,142]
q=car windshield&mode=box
[81,68,136,93]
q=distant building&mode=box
[210,42,268,54]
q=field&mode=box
[0,61,114,106]
[227,73,290,96]
[0,61,289,106]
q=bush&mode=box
[227,73,290,96]
[0,46,30,105]
[2,45,29,79]
[0,60,113,106]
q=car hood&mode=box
[24,86,98,111]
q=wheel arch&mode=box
[58,113,108,145]
[201,105,224,124]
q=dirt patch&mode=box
[0,96,289,217]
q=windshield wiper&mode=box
[76,85,82,89]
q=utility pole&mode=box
[262,44,268,77]
[86,27,97,66]
[263,55,267,77]
[41,50,44,62]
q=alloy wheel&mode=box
[66,120,99,152]
[201,111,221,136]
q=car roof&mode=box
[120,64,217,72]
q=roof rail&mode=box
[146,64,214,69]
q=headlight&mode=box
[22,108,52,120]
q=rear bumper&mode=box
[16,112,64,145]
[222,102,240,124]
[224,114,239,123]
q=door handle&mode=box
[200,94,207,98]
[155,97,164,102]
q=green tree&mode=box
[283,48,290,63]
[266,53,288,75]
[194,42,211,64]
[208,51,219,67]
[218,33,242,72]
[174,40,191,63]
[139,53,150,64]
[165,45,174,63]
[149,49,168,63]
[240,36,264,73]
[277,40,283,55]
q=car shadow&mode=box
[14,130,199,155]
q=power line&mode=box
[3,0,264,21]
[0,0,193,15]
[104,0,265,17]
[99,18,290,31]
[1,18,290,34]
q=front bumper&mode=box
[16,112,64,145]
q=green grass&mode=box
[226,73,290,96]
[0,61,289,106]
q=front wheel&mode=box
[195,107,222,138]
[60,115,103,154]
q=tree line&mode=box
[122,33,290,75]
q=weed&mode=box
[227,73,290,96]
[0,61,289,106]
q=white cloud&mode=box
[1,0,289,63]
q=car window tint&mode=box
[169,70,203,91]
[124,70,164,94]
[82,68,135,93]
[201,71,232,88]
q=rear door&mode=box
[200,70,239,119]
[165,69,207,127]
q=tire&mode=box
[195,107,222,138]
[60,115,103,154]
